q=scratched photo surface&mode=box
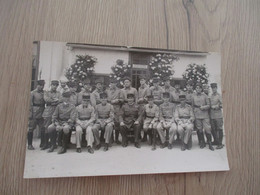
[24,41,229,178]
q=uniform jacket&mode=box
[174,104,194,122]
[30,89,45,119]
[95,103,114,124]
[144,103,159,123]
[159,102,176,122]
[210,92,223,119]
[76,104,95,122]
[119,103,143,128]
[52,103,77,123]
[192,93,210,119]
[42,90,61,118]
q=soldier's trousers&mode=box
[75,125,94,148]
[194,119,211,134]
[177,122,194,144]
[28,118,44,146]
[157,121,177,144]
[47,122,71,147]
[211,118,223,144]
[120,124,141,144]
[92,123,114,145]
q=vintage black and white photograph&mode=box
[24,41,229,178]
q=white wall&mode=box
[68,48,129,75]
[38,41,67,89]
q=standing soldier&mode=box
[162,77,175,102]
[175,95,195,151]
[58,79,69,94]
[91,78,104,106]
[149,77,164,106]
[119,93,143,148]
[41,80,61,150]
[142,95,159,150]
[210,83,224,149]
[137,75,150,142]
[171,81,184,105]
[192,83,214,151]
[28,80,45,150]
[47,91,77,154]
[121,77,138,103]
[75,94,95,153]
[157,92,177,149]
[68,82,79,106]
[92,92,114,151]
[78,79,95,106]
[185,80,194,105]
[106,78,124,144]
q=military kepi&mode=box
[37,80,45,86]
[210,83,217,88]
[179,95,186,100]
[162,92,170,98]
[62,91,71,97]
[82,94,91,100]
[100,92,108,99]
[51,80,59,86]
[146,95,153,100]
[127,93,135,98]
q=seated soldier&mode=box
[143,95,159,151]
[119,93,143,148]
[92,92,114,151]
[75,94,95,154]
[175,95,195,151]
[157,92,177,149]
[47,91,77,154]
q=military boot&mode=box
[206,133,214,151]
[27,132,35,150]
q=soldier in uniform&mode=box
[119,93,143,148]
[192,83,214,151]
[171,81,184,105]
[92,92,114,151]
[175,95,195,151]
[28,80,45,150]
[41,80,61,150]
[162,77,175,102]
[77,79,95,106]
[157,92,177,149]
[137,75,150,142]
[210,83,224,149]
[58,79,69,94]
[185,80,194,105]
[47,91,77,154]
[68,82,79,106]
[202,84,210,96]
[149,77,164,106]
[106,78,124,144]
[121,77,138,103]
[91,78,104,106]
[75,94,95,153]
[142,95,159,150]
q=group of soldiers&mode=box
[28,75,224,154]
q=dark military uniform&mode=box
[119,94,143,147]
[28,80,45,149]
[210,83,224,149]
